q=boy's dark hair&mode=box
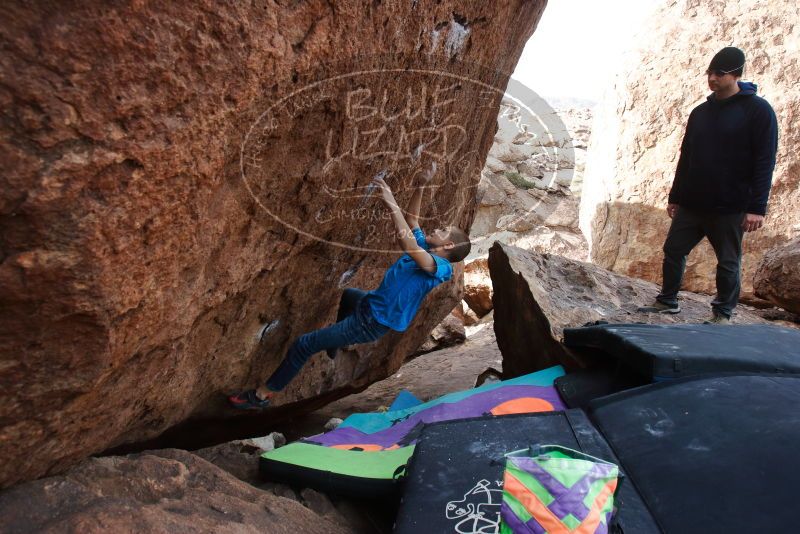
[446,227,471,263]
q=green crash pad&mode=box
[260,442,415,498]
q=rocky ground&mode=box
[0,321,503,534]
[0,448,356,534]
[2,236,796,533]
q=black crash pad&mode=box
[555,365,649,409]
[563,323,800,380]
[394,410,658,534]
[590,374,800,534]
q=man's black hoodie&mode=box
[668,81,778,216]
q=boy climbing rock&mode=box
[229,171,471,409]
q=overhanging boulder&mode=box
[0,1,546,487]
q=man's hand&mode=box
[742,213,764,232]
[666,203,679,219]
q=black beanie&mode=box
[709,46,745,73]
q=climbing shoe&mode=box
[228,389,271,410]
[638,301,681,314]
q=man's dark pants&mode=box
[656,207,745,318]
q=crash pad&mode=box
[259,443,415,499]
[563,323,800,380]
[590,374,800,533]
[394,411,658,533]
[260,366,566,498]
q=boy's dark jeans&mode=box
[656,207,745,318]
[265,288,389,392]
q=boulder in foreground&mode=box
[0,449,349,534]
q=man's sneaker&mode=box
[228,389,271,410]
[705,313,731,325]
[638,301,681,314]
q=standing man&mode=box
[641,46,778,323]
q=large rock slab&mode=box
[488,243,768,378]
[411,308,466,357]
[0,1,546,487]
[580,0,800,299]
[754,237,800,314]
[0,449,349,534]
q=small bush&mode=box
[503,171,536,189]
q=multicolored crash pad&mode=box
[304,365,566,450]
[260,366,566,497]
[501,445,619,534]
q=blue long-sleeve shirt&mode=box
[669,81,778,216]
[365,228,452,332]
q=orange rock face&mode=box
[0,1,546,487]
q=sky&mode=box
[513,0,662,104]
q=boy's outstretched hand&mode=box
[372,176,398,208]
[420,161,437,185]
[372,172,437,273]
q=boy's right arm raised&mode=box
[372,176,437,273]
[405,162,435,229]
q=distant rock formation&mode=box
[581,0,800,299]
[755,237,800,314]
[470,99,591,261]
[0,1,546,487]
[488,242,768,378]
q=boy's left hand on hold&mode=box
[412,161,437,188]
[420,161,437,184]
